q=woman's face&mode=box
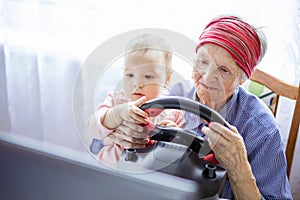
[122,51,171,101]
[193,43,245,110]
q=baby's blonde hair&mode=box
[124,34,172,69]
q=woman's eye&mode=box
[200,60,208,65]
[219,67,231,75]
[145,75,154,79]
[198,59,208,65]
[195,59,208,68]
[126,73,134,78]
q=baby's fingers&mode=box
[134,96,147,106]
[128,104,147,124]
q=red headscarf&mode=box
[196,16,261,77]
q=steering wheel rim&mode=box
[139,96,229,156]
[140,96,230,128]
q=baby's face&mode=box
[123,50,170,101]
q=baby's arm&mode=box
[86,107,112,139]
[87,94,148,139]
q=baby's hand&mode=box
[119,96,148,125]
[157,120,178,127]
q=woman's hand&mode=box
[202,122,247,172]
[202,122,261,199]
[103,120,149,149]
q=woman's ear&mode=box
[238,70,247,85]
[239,77,246,85]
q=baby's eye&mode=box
[145,75,154,79]
[126,73,134,78]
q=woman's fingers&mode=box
[209,122,230,138]
[201,122,248,171]
[202,126,223,149]
[202,122,238,155]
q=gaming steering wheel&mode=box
[118,96,228,199]
[139,96,230,157]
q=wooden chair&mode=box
[250,68,300,179]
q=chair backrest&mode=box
[250,68,300,179]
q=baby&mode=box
[87,34,185,165]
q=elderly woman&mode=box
[101,16,292,199]
[187,15,292,199]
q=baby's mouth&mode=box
[132,92,145,97]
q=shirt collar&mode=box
[219,86,240,119]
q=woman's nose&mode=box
[202,68,217,83]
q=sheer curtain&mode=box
[0,0,85,150]
[0,0,299,197]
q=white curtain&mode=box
[0,0,89,150]
[0,0,299,197]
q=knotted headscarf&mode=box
[196,16,261,77]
